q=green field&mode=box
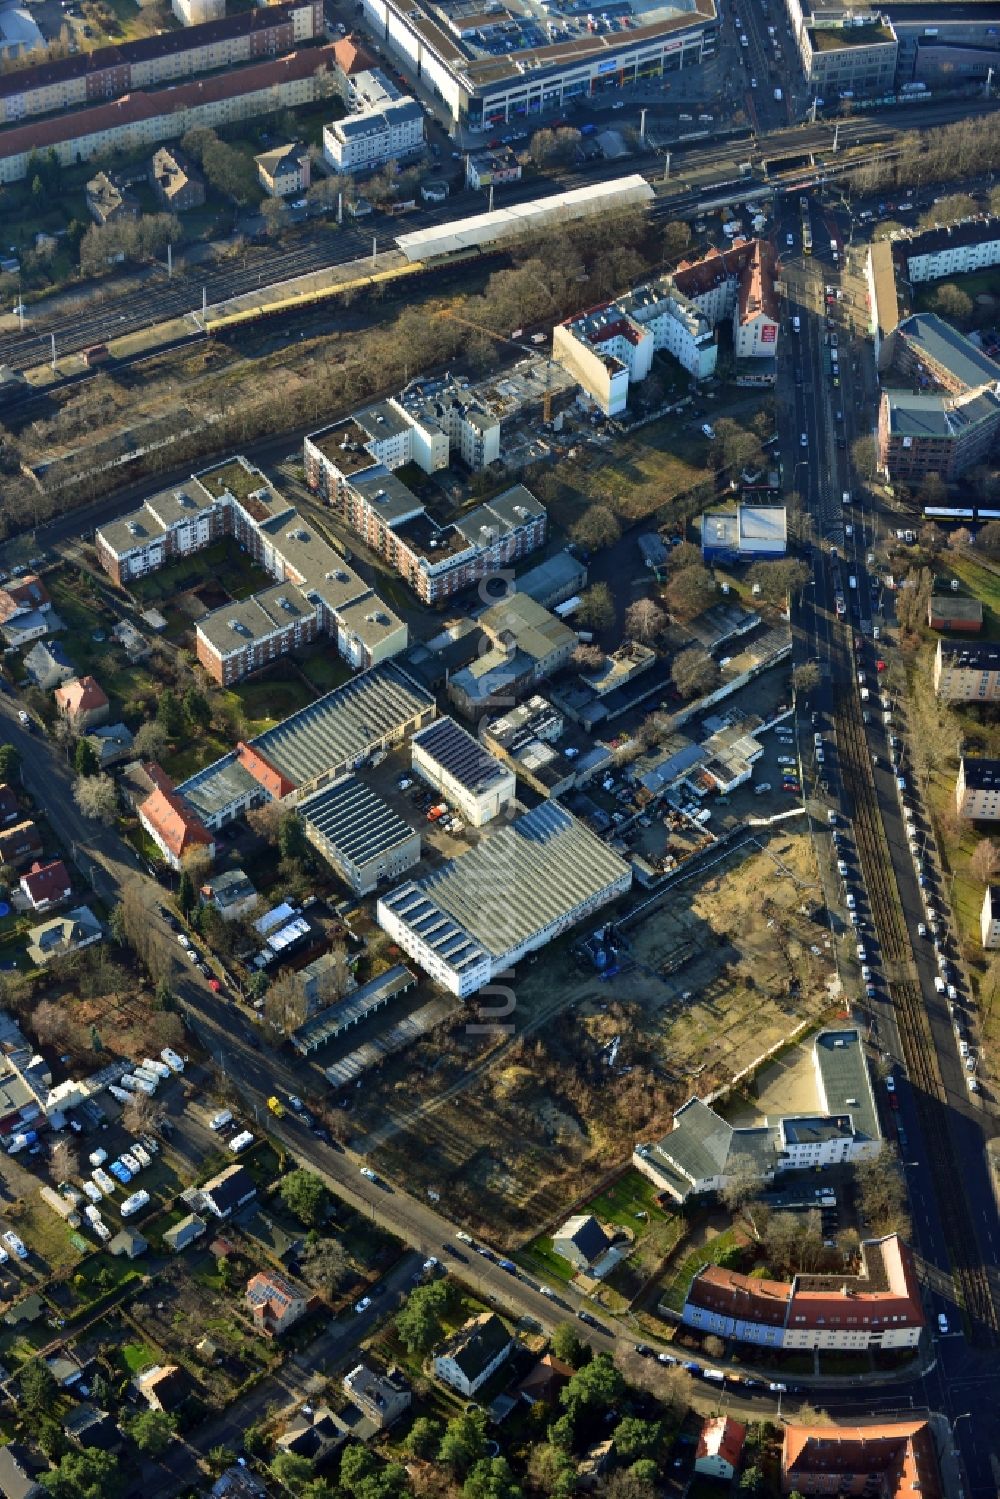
[658,1227,742,1314]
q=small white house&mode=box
[432,1313,514,1397]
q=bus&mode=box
[802,222,813,255]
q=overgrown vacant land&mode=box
[366,829,836,1245]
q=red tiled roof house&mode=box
[245,1270,311,1337]
[54,675,110,732]
[696,1417,746,1482]
[19,859,71,911]
[138,783,215,871]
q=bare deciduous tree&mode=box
[72,774,118,825]
[624,598,667,643]
[969,838,1000,884]
[672,647,720,700]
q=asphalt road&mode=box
[778,212,1000,1496]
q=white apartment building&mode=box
[410,716,515,827]
[934,639,1000,702]
[322,96,423,174]
[172,0,223,26]
[553,239,777,415]
[891,217,1000,287]
[955,756,1000,819]
[982,886,1000,948]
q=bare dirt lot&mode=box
[722,1044,821,1126]
[365,828,841,1245]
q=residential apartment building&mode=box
[933,638,1000,702]
[0,45,337,184]
[796,11,898,98]
[306,422,543,607]
[553,239,777,415]
[342,1363,411,1429]
[172,0,224,26]
[696,1418,746,1483]
[432,1314,514,1397]
[682,1234,924,1351]
[635,1029,880,1202]
[410,716,515,826]
[0,2,322,128]
[95,458,405,684]
[322,96,423,174]
[256,142,310,197]
[955,756,1000,819]
[139,783,215,870]
[781,1420,942,1499]
[150,146,205,211]
[894,216,1000,285]
[84,171,138,226]
[876,313,1000,482]
[981,886,1000,948]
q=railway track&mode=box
[833,630,1000,1345]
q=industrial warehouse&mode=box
[376,801,632,996]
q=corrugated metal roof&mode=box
[299,775,416,869]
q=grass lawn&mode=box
[544,414,709,536]
[298,653,353,694]
[122,1340,157,1373]
[658,1227,742,1314]
[518,1236,575,1285]
[127,541,270,607]
[586,1169,669,1229]
[229,677,314,733]
[916,268,1000,325]
[818,1350,873,1375]
[946,555,1000,631]
[159,733,231,784]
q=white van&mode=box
[210,1110,234,1133]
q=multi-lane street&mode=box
[780,203,1000,1496]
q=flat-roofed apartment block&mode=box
[981,886,1000,948]
[634,1028,880,1202]
[297,775,420,894]
[410,715,515,826]
[681,1233,924,1350]
[955,756,1000,819]
[796,10,897,98]
[95,457,405,684]
[357,0,716,131]
[377,801,631,996]
[305,403,543,604]
[323,95,424,173]
[177,661,436,829]
[554,239,776,415]
[933,638,1000,702]
[0,1,322,126]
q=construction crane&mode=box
[434,307,557,424]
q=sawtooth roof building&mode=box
[377,800,631,995]
[634,1029,881,1202]
[297,775,421,894]
[681,1234,924,1350]
[177,661,436,829]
